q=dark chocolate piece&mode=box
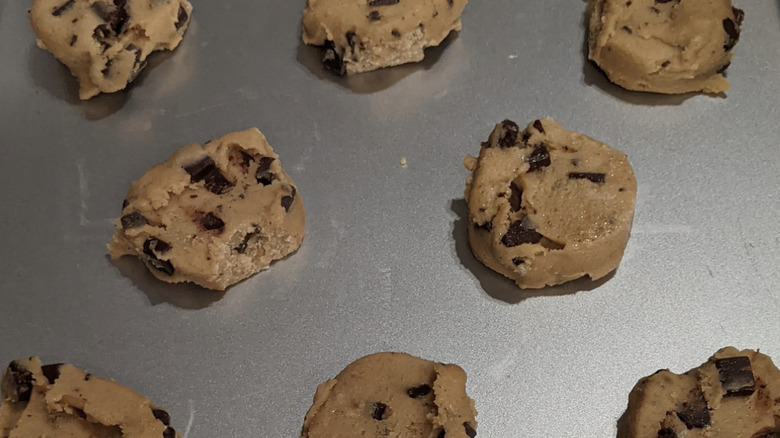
[391,29,401,38]
[201,212,225,231]
[84,373,92,381]
[143,238,175,276]
[509,182,523,211]
[346,31,357,52]
[175,5,188,30]
[255,157,275,186]
[182,156,234,195]
[715,356,755,397]
[41,363,63,384]
[501,220,543,247]
[568,172,606,184]
[657,429,677,438]
[675,390,710,429]
[152,409,171,426]
[163,427,176,438]
[723,18,740,51]
[121,212,148,230]
[70,35,78,46]
[407,384,432,398]
[183,157,216,181]
[234,227,260,254]
[281,187,296,212]
[661,60,670,68]
[733,7,745,25]
[322,40,346,75]
[498,120,519,148]
[6,361,34,402]
[52,0,75,16]
[368,0,400,5]
[464,422,477,438]
[436,430,446,438]
[512,257,525,266]
[371,402,387,420]
[368,10,381,21]
[532,119,545,134]
[526,145,551,172]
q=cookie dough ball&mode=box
[618,347,780,438]
[29,0,193,100]
[587,0,744,94]
[464,118,637,289]
[302,0,468,75]
[301,353,478,438]
[109,128,305,291]
[0,357,181,438]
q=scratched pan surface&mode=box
[1,0,779,436]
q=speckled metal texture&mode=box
[1,1,779,437]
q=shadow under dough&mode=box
[110,256,226,310]
[579,6,696,106]
[450,199,615,305]
[295,32,457,94]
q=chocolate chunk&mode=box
[436,431,445,438]
[91,0,128,35]
[143,238,175,276]
[201,168,233,195]
[532,119,545,134]
[7,361,34,402]
[512,257,525,266]
[715,356,755,397]
[281,187,296,212]
[184,157,216,181]
[121,212,148,230]
[501,220,543,247]
[407,384,432,398]
[255,157,275,185]
[526,145,551,172]
[93,24,112,48]
[175,5,188,30]
[163,427,176,438]
[509,182,523,211]
[676,390,710,429]
[201,212,225,231]
[568,172,606,184]
[84,373,92,381]
[368,0,400,5]
[392,29,401,38]
[498,120,519,148]
[657,429,677,438]
[346,31,357,51]
[322,40,346,75]
[234,227,260,254]
[236,150,255,168]
[733,7,745,25]
[371,402,387,420]
[41,363,63,384]
[152,409,171,426]
[70,35,78,46]
[123,199,129,209]
[367,10,381,21]
[661,60,670,68]
[464,422,477,438]
[52,0,75,16]
[723,18,740,51]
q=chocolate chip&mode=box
[346,31,357,51]
[281,187,296,212]
[121,212,148,230]
[322,40,346,75]
[526,145,551,172]
[568,172,605,183]
[509,182,523,211]
[93,24,112,48]
[715,356,755,397]
[733,7,745,25]
[436,431,445,438]
[371,402,387,420]
[723,18,740,51]
[52,0,75,16]
[201,212,225,231]
[163,427,176,438]
[69,35,78,46]
[368,0,399,5]
[41,364,63,384]
[661,60,670,68]
[92,0,128,35]
[152,409,171,426]
[498,120,519,148]
[234,227,260,254]
[122,199,129,209]
[367,10,381,21]
[657,429,677,438]
[464,422,477,438]
[175,5,188,30]
[676,390,710,428]
[407,384,432,398]
[84,373,92,381]
[512,257,525,266]
[392,29,401,38]
[184,156,216,181]
[532,119,545,134]
[236,150,255,168]
[7,361,34,402]
[255,157,275,185]
[501,220,543,247]
[143,238,175,276]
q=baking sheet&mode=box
[1,0,779,436]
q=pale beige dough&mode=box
[109,128,305,291]
[302,0,467,75]
[464,118,637,289]
[1,357,180,438]
[301,352,478,438]
[588,0,744,94]
[618,347,780,438]
[29,0,193,100]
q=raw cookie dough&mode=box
[109,128,305,291]
[0,357,180,438]
[301,0,468,75]
[29,0,193,100]
[464,118,637,289]
[301,352,478,438]
[618,347,780,438]
[587,0,744,94]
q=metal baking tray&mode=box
[1,0,779,436]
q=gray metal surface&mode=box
[1,0,779,436]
